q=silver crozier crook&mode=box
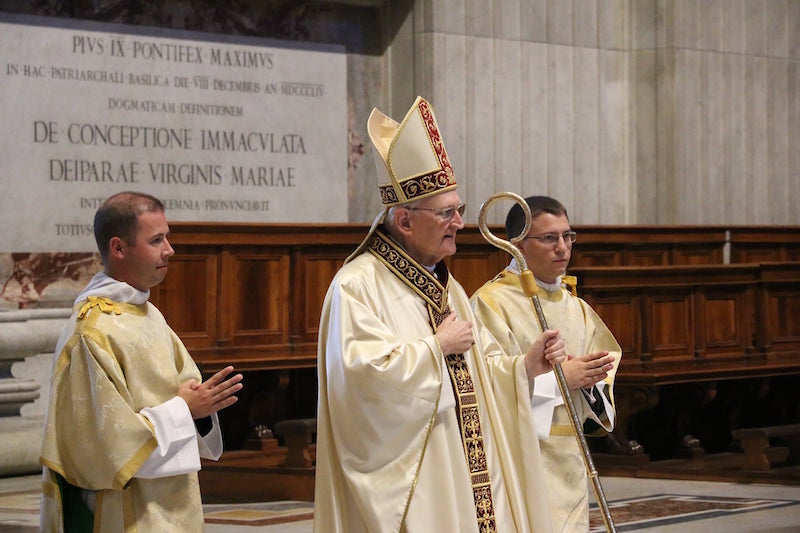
[478,192,617,533]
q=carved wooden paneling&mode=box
[729,227,800,263]
[152,249,218,352]
[624,247,670,266]
[219,249,290,347]
[732,245,782,263]
[646,290,694,361]
[571,248,620,267]
[696,286,754,359]
[582,291,641,361]
[571,226,727,268]
[571,264,770,383]
[758,263,800,357]
[293,250,348,341]
[672,244,725,265]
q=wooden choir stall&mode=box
[148,223,800,501]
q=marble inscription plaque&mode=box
[0,14,346,252]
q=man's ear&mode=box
[109,236,125,259]
[395,208,413,234]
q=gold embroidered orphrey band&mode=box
[367,230,498,532]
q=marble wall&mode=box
[378,0,800,226]
[653,0,800,224]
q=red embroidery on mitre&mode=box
[380,99,457,205]
[418,99,454,178]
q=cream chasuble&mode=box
[314,230,553,533]
[40,278,211,532]
[471,268,622,532]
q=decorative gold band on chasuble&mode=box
[367,230,497,532]
[439,329,497,533]
[367,230,448,313]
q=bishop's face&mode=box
[402,190,465,266]
[518,212,572,284]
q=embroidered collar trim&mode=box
[367,229,450,315]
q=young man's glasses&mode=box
[406,202,466,221]
[527,231,577,246]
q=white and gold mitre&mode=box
[368,96,457,206]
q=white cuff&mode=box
[137,396,201,478]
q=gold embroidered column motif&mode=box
[431,307,497,533]
[443,351,497,533]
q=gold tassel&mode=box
[561,275,578,296]
[78,295,123,319]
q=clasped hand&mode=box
[177,365,243,419]
[562,351,615,390]
[525,330,566,380]
[435,311,474,355]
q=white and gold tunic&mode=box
[40,273,220,532]
[314,230,553,533]
[471,264,622,533]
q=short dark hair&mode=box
[94,191,164,262]
[505,196,569,240]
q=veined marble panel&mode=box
[674,0,700,50]
[790,1,800,59]
[597,49,629,224]
[493,37,524,217]
[674,49,704,223]
[598,0,628,51]
[521,41,550,202]
[766,0,789,58]
[722,53,748,224]
[466,0,493,38]
[548,45,576,211]
[547,0,574,46]
[573,46,601,223]
[465,37,497,220]
[744,55,769,224]
[632,49,658,224]
[573,0,599,49]
[493,0,522,41]
[0,253,99,308]
[632,0,657,51]
[767,58,790,224]
[702,51,727,224]
[521,0,548,43]
[698,0,724,53]
[745,0,769,57]
[429,0,465,35]
[790,58,800,222]
[722,0,747,55]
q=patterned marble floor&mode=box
[1,474,798,532]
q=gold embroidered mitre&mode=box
[368,96,457,206]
